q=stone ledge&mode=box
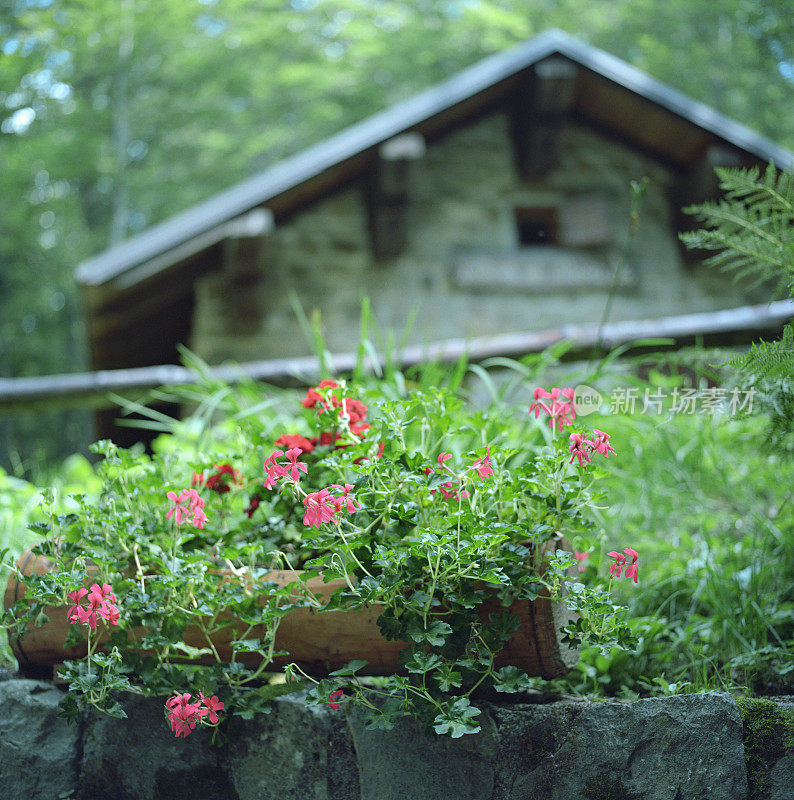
[0,680,765,800]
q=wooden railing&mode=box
[0,300,791,413]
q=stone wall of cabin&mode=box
[190,110,764,364]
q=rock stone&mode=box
[769,752,794,800]
[79,693,235,800]
[0,679,80,799]
[0,666,16,682]
[347,704,499,800]
[228,693,359,800]
[0,679,757,800]
[490,693,748,800]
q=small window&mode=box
[515,207,558,246]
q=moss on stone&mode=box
[524,744,551,769]
[583,776,643,800]
[736,696,794,800]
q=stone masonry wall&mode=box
[5,679,785,800]
[190,111,765,364]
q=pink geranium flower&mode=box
[529,387,576,430]
[591,430,616,457]
[573,551,590,572]
[437,452,453,468]
[605,548,639,582]
[198,693,225,724]
[66,588,88,625]
[67,583,120,629]
[568,434,593,468]
[303,489,338,528]
[284,448,308,482]
[166,489,190,525]
[263,450,288,490]
[164,690,225,737]
[330,484,359,514]
[607,550,626,578]
[567,429,615,468]
[439,481,470,501]
[623,548,639,583]
[470,447,494,479]
[165,692,205,738]
[166,489,207,528]
[426,465,470,501]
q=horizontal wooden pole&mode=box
[0,300,792,413]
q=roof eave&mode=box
[76,29,794,291]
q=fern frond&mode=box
[717,163,794,215]
[729,325,794,379]
[681,164,794,297]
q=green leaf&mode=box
[229,639,263,654]
[406,619,452,646]
[405,652,442,674]
[493,665,532,693]
[432,698,482,738]
[434,664,463,692]
[329,659,368,677]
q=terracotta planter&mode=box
[4,538,579,679]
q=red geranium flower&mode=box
[275,434,316,454]
[245,494,262,518]
[301,379,339,409]
[193,463,242,494]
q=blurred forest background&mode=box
[1,0,793,473]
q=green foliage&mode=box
[2,374,630,737]
[567,402,794,699]
[681,164,794,295]
[0,455,101,668]
[683,164,794,454]
[2,343,793,740]
[730,323,794,380]
[2,0,793,468]
[727,325,794,453]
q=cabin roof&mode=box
[76,29,794,291]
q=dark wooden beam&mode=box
[511,56,578,179]
[368,133,426,260]
[675,144,747,264]
[677,144,745,209]
[218,209,274,334]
